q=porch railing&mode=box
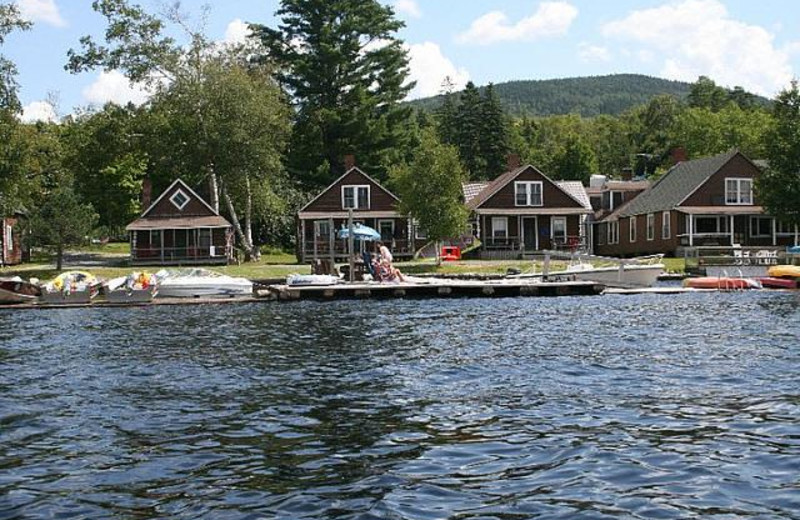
[132,246,230,263]
[301,239,414,260]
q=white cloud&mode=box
[456,1,578,45]
[82,70,152,107]
[20,101,57,123]
[405,42,469,99]
[18,0,66,27]
[224,18,251,46]
[394,0,421,18]
[602,0,793,97]
[578,43,611,63]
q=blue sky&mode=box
[7,0,800,122]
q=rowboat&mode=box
[0,277,41,304]
[104,272,158,303]
[40,271,101,304]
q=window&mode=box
[199,228,211,248]
[662,211,671,239]
[777,220,794,235]
[492,217,508,239]
[607,220,619,244]
[170,189,190,210]
[694,216,728,234]
[314,220,330,238]
[750,216,772,237]
[342,185,370,209]
[646,213,655,241]
[725,178,753,205]
[514,181,543,206]
[5,223,12,251]
[551,217,567,244]
[629,216,637,242]
[378,219,395,241]
[413,219,427,240]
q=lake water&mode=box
[1,291,799,519]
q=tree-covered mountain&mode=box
[408,74,769,117]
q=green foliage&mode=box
[0,2,31,112]
[758,80,800,227]
[26,182,99,270]
[688,76,763,112]
[550,133,597,183]
[251,0,414,187]
[390,128,468,246]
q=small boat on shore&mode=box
[155,268,253,298]
[40,271,101,304]
[767,265,800,279]
[683,276,761,290]
[104,272,158,303]
[0,277,41,304]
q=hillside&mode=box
[407,74,767,117]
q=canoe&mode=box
[767,265,800,279]
[683,277,761,290]
[757,277,798,289]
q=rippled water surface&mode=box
[1,291,799,519]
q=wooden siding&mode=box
[1,217,22,266]
[481,213,581,250]
[480,167,583,210]
[681,154,760,207]
[146,182,216,218]
[594,211,679,257]
[302,169,398,213]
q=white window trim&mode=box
[314,220,331,237]
[607,220,619,244]
[341,184,371,210]
[377,219,395,239]
[629,216,637,243]
[491,216,508,238]
[749,216,773,238]
[662,211,671,239]
[725,178,753,206]
[551,216,567,242]
[170,188,190,210]
[5,223,12,251]
[776,220,794,235]
[413,219,427,240]
[514,181,543,207]
[646,213,655,241]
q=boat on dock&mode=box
[40,271,102,304]
[104,272,159,303]
[683,276,761,290]
[155,268,253,298]
[0,277,41,304]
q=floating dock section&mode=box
[268,279,604,301]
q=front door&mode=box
[522,216,538,251]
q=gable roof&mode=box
[463,182,489,205]
[466,165,590,211]
[298,167,400,214]
[555,181,592,210]
[140,178,219,218]
[611,149,743,219]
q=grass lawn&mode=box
[1,246,686,282]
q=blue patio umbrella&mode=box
[337,223,381,241]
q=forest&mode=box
[1,0,799,262]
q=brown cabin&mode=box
[1,215,22,266]
[465,162,593,259]
[297,167,425,263]
[594,149,800,257]
[126,178,234,265]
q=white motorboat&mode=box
[510,253,664,289]
[40,271,101,304]
[0,277,41,304]
[155,268,253,298]
[104,272,158,304]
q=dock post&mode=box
[543,252,550,280]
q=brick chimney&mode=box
[620,167,633,181]
[670,146,688,165]
[506,153,521,171]
[344,154,356,171]
[141,176,152,210]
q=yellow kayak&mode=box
[767,265,800,278]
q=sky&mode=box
[6,0,800,123]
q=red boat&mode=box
[757,277,799,289]
[683,277,761,290]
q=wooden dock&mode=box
[268,279,604,301]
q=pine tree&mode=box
[452,82,485,179]
[478,83,510,178]
[252,0,414,187]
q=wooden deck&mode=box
[268,279,605,301]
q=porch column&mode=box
[688,214,694,247]
[300,219,306,263]
[795,225,798,247]
[160,229,164,263]
[729,215,734,246]
[772,217,777,246]
[329,217,335,265]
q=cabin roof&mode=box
[466,165,591,211]
[126,178,232,231]
[298,167,400,214]
[610,149,747,219]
